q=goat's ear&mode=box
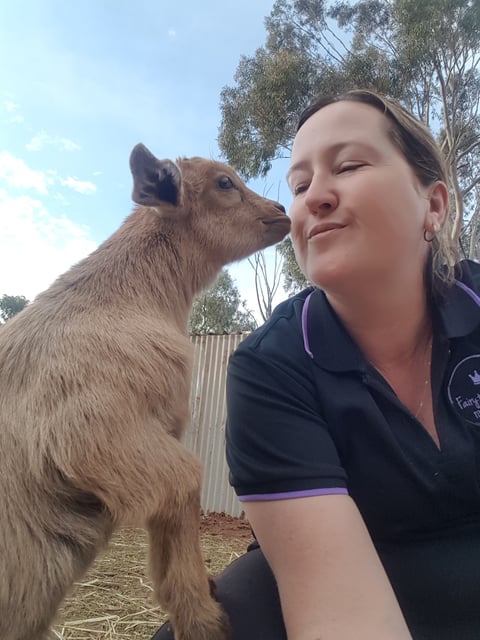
[129,143,181,207]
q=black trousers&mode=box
[151,543,287,640]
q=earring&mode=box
[424,221,440,242]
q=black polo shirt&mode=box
[226,260,480,639]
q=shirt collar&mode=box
[302,265,480,371]
[302,289,366,372]
[440,278,480,338]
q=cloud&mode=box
[26,130,81,152]
[168,28,177,39]
[59,176,96,195]
[0,188,97,300]
[9,114,24,124]
[0,151,96,197]
[3,98,25,124]
[0,151,53,194]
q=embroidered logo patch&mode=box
[448,355,480,425]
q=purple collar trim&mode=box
[302,291,314,358]
[455,279,480,307]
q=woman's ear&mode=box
[425,180,449,232]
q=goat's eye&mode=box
[217,176,235,190]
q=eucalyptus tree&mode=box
[189,269,257,334]
[0,294,29,322]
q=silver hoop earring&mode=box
[424,229,435,243]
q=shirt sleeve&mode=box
[226,337,348,501]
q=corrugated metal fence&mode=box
[183,333,248,517]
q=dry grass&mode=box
[52,525,249,640]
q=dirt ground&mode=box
[200,511,253,539]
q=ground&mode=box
[199,511,252,539]
[53,513,252,640]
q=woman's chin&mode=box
[306,259,351,290]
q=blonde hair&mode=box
[297,89,459,293]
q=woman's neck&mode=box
[325,271,432,368]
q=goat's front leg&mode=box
[147,444,230,640]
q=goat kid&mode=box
[0,144,290,640]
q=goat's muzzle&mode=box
[262,213,291,242]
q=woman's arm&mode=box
[245,494,412,640]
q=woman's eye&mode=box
[338,163,365,173]
[217,176,235,190]
[293,183,308,196]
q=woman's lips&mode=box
[307,223,346,239]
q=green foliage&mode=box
[0,294,29,322]
[219,48,317,180]
[277,237,310,294]
[189,269,257,334]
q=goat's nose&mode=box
[274,201,286,214]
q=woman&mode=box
[153,90,480,639]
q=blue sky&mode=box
[0,0,293,318]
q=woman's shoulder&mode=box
[236,287,316,356]
[455,259,480,291]
[436,260,480,338]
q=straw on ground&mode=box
[53,523,249,640]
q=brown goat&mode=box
[0,143,290,640]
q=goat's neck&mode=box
[45,210,222,331]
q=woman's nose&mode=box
[305,179,338,214]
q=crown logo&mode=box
[469,370,480,385]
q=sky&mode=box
[0,0,293,320]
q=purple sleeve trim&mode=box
[455,280,480,308]
[238,487,348,502]
[302,292,314,358]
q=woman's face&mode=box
[288,101,435,291]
